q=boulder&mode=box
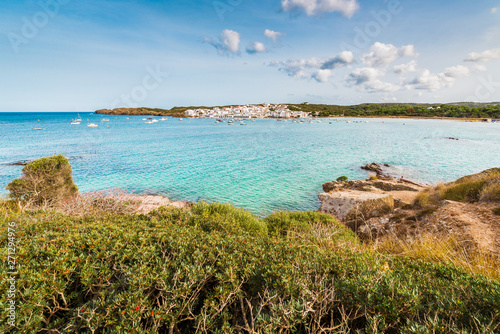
[318,191,394,231]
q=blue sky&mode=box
[1,0,499,111]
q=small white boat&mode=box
[101,118,110,122]
[70,120,81,125]
[152,119,159,123]
[142,118,147,121]
[87,123,99,128]
[179,118,184,121]
[75,114,82,122]
[160,117,168,121]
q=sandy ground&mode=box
[126,194,190,214]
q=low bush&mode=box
[414,168,500,208]
[189,201,268,237]
[6,155,78,207]
[1,208,499,333]
[336,175,349,182]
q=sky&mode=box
[1,0,500,111]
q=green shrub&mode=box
[441,168,500,203]
[1,210,499,333]
[189,201,268,237]
[480,179,500,202]
[6,155,78,207]
[414,168,500,207]
[336,175,349,182]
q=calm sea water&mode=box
[1,112,499,214]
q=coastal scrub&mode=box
[6,155,78,207]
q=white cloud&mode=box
[364,80,400,93]
[264,29,284,43]
[361,42,399,67]
[362,43,419,67]
[346,67,399,92]
[246,42,267,54]
[281,0,360,18]
[408,66,469,91]
[271,50,354,82]
[473,64,487,72]
[270,58,323,78]
[443,65,470,78]
[492,7,498,13]
[205,29,240,55]
[312,69,334,83]
[321,51,354,69]
[347,67,382,85]
[408,70,447,91]
[399,45,419,58]
[464,48,500,62]
[393,60,418,74]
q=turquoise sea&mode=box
[1,112,499,214]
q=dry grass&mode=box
[480,179,500,202]
[372,233,500,281]
[414,168,500,209]
[57,189,143,216]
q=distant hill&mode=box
[96,103,500,119]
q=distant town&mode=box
[183,103,310,119]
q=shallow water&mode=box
[1,113,499,213]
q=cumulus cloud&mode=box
[246,42,267,54]
[270,58,323,79]
[347,67,382,85]
[473,64,487,72]
[393,60,418,74]
[464,48,500,62]
[346,67,400,92]
[408,66,470,91]
[492,7,498,13]
[312,69,334,83]
[361,42,417,67]
[321,51,354,69]
[399,45,419,58]
[270,50,353,82]
[443,65,470,78]
[281,0,360,18]
[205,29,240,55]
[264,29,284,43]
[364,80,400,93]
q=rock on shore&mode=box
[318,177,426,231]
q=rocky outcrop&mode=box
[322,179,420,193]
[319,177,427,231]
[318,191,394,231]
[361,163,391,177]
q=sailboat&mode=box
[75,114,82,122]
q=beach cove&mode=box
[1,112,499,214]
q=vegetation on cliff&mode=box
[415,168,500,208]
[1,202,500,333]
[289,102,500,119]
[96,102,500,119]
[6,155,78,207]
